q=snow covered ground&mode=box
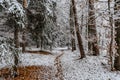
[61,50,120,80]
[0,48,59,69]
[0,47,120,80]
[19,53,55,67]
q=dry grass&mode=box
[0,66,55,80]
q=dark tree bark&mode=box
[13,25,19,77]
[88,0,99,56]
[36,40,40,48]
[22,29,26,52]
[22,0,27,52]
[108,0,114,71]
[114,0,120,70]
[14,26,19,48]
[13,52,19,77]
[70,0,76,51]
[71,0,85,58]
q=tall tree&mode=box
[7,15,20,48]
[22,0,27,52]
[0,0,25,77]
[7,15,20,77]
[27,0,57,50]
[71,0,85,58]
[70,0,76,51]
[88,0,99,55]
[114,0,120,70]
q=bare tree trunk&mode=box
[13,52,19,77]
[40,36,43,50]
[80,11,83,34]
[71,0,85,58]
[13,25,19,77]
[114,0,120,70]
[108,0,114,71]
[22,29,26,52]
[70,0,76,51]
[88,0,99,56]
[22,0,27,52]
[36,42,40,48]
[14,26,19,48]
[23,0,27,8]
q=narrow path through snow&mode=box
[54,51,64,80]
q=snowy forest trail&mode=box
[0,48,120,80]
[54,51,64,80]
[0,49,66,80]
[0,50,56,80]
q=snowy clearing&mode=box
[61,50,120,80]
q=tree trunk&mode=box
[88,0,99,56]
[22,29,26,52]
[14,26,19,48]
[23,0,27,8]
[70,0,76,51]
[40,36,43,50]
[22,0,27,52]
[13,25,19,77]
[71,0,85,58]
[13,53,19,77]
[114,0,120,70]
[108,0,114,71]
[36,38,40,48]
[37,44,40,48]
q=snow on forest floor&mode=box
[0,47,65,80]
[19,53,55,66]
[0,47,120,80]
[60,50,120,80]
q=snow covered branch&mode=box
[0,0,26,28]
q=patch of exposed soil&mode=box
[0,65,55,80]
[25,50,52,55]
